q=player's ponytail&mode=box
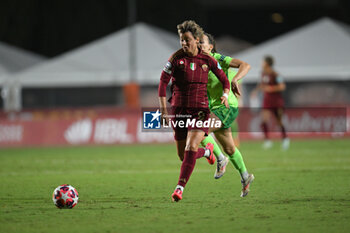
[205,33,217,53]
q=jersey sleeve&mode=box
[159,49,183,97]
[213,53,233,70]
[158,60,174,97]
[208,56,230,90]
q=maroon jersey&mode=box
[261,71,284,108]
[158,49,229,108]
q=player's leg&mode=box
[174,128,213,162]
[231,120,240,148]
[274,108,289,150]
[261,109,273,149]
[207,110,235,179]
[173,126,188,161]
[175,139,186,161]
[214,129,247,178]
[214,129,254,197]
[199,135,218,164]
[233,136,240,148]
[274,108,287,139]
[200,114,226,162]
[172,130,206,202]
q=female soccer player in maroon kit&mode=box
[158,20,230,202]
[251,55,290,150]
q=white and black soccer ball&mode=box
[52,184,79,209]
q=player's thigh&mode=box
[208,112,222,134]
[233,137,240,148]
[185,130,206,151]
[214,129,236,155]
[175,139,186,161]
[261,109,271,122]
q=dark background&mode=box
[1,0,349,57]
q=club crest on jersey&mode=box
[179,60,185,69]
[190,63,196,71]
[202,64,208,72]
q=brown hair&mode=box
[264,55,274,67]
[177,20,204,40]
[204,32,217,53]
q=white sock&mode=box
[176,185,184,192]
[204,148,211,158]
[217,153,225,162]
[241,171,249,181]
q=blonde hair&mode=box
[177,20,204,40]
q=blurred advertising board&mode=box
[0,107,348,147]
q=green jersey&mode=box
[207,52,239,109]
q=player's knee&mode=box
[224,146,235,156]
[185,143,199,152]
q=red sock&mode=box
[261,122,269,139]
[196,148,205,159]
[178,150,197,187]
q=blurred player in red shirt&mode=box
[251,55,290,150]
[158,20,230,202]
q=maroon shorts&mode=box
[171,106,210,141]
[263,96,284,109]
[264,107,285,119]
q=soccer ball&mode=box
[52,184,79,209]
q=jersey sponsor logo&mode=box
[219,55,226,62]
[190,63,196,71]
[163,61,172,74]
[201,64,208,72]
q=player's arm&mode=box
[218,54,250,97]
[209,58,230,108]
[229,58,251,81]
[229,58,250,97]
[237,83,244,107]
[158,61,174,125]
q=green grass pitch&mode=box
[1,139,350,233]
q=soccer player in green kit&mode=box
[200,33,254,197]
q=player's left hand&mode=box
[220,96,229,108]
[231,80,241,97]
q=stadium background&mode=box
[0,1,349,233]
[0,0,349,146]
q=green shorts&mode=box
[211,106,239,129]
